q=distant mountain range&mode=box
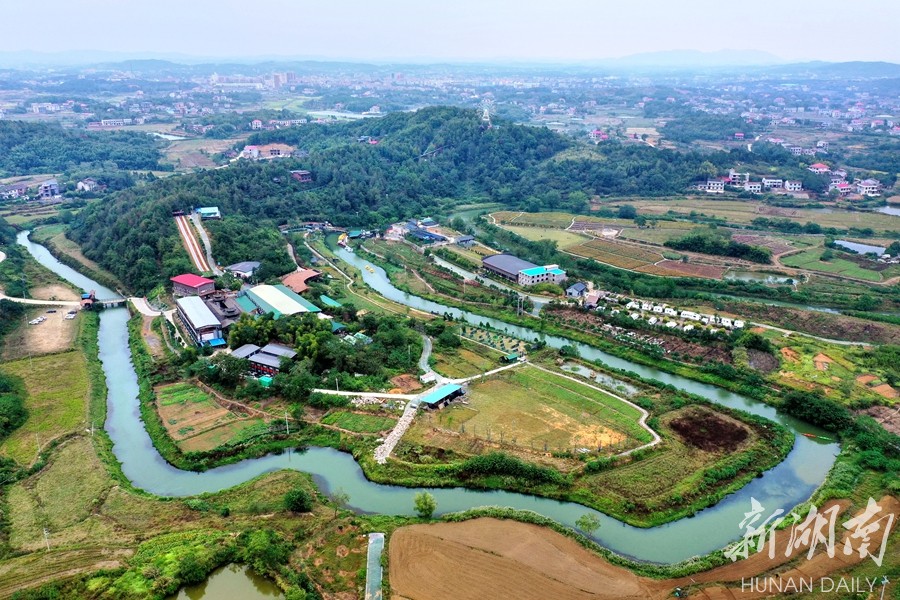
[1,49,899,78]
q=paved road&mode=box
[0,291,80,307]
[130,297,163,316]
[189,213,222,275]
[174,215,211,273]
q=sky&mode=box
[3,0,899,64]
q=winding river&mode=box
[19,233,838,564]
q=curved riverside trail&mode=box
[19,235,839,565]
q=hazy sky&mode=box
[4,0,899,63]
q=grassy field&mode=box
[0,351,89,465]
[498,224,589,249]
[321,410,397,433]
[406,366,649,460]
[781,248,887,282]
[432,338,504,379]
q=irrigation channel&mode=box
[19,233,839,565]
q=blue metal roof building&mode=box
[417,384,464,409]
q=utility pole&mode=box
[284,411,290,436]
[43,528,50,550]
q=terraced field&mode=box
[567,238,664,270]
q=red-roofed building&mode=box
[171,274,216,297]
[808,163,830,174]
[281,269,321,294]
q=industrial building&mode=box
[176,296,225,346]
[231,342,298,376]
[237,284,321,318]
[481,254,567,286]
[417,384,464,410]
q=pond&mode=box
[168,564,282,599]
[834,240,886,256]
[874,205,900,217]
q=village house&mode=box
[744,181,762,193]
[566,282,587,298]
[856,179,882,197]
[76,178,99,192]
[728,169,749,185]
[38,179,59,198]
[761,177,783,189]
[290,170,313,183]
[706,179,725,193]
[0,183,29,199]
[224,261,260,280]
[518,265,567,287]
[808,163,831,174]
[830,182,853,196]
[785,180,803,192]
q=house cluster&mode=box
[250,118,308,131]
[808,164,885,198]
[0,178,60,201]
[482,254,567,287]
[705,169,802,195]
[583,290,745,333]
[764,137,829,157]
[240,143,296,160]
[396,217,447,244]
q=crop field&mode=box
[406,366,649,460]
[156,382,265,452]
[617,221,699,244]
[652,259,726,279]
[773,338,897,404]
[433,340,503,379]
[730,234,796,255]
[781,248,887,282]
[499,224,589,249]
[458,326,527,356]
[567,238,664,270]
[623,198,894,232]
[0,351,89,466]
[491,211,585,228]
[321,410,397,433]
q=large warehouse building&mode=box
[481,254,538,281]
[481,254,567,286]
[237,284,321,318]
[176,296,224,346]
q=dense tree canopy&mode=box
[0,121,166,175]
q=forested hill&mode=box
[68,107,570,292]
[0,121,166,175]
[68,105,762,292]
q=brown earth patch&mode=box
[813,353,833,371]
[747,349,779,374]
[1,308,78,360]
[390,374,422,393]
[856,374,878,385]
[872,383,898,399]
[652,259,726,279]
[669,409,749,452]
[29,284,80,302]
[780,347,799,362]
[860,405,900,435]
[389,497,900,600]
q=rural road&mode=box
[174,215,211,273]
[0,292,80,307]
[748,321,872,347]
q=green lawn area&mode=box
[781,248,884,282]
[321,411,397,434]
[157,381,212,406]
[498,224,589,249]
[0,351,89,466]
[409,365,650,457]
[432,339,503,379]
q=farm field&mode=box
[432,339,504,379]
[774,339,898,403]
[0,351,89,466]
[499,224,588,249]
[321,410,397,433]
[163,137,244,170]
[156,382,265,452]
[404,366,650,462]
[621,198,895,232]
[458,326,527,356]
[781,248,889,282]
[567,237,664,270]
